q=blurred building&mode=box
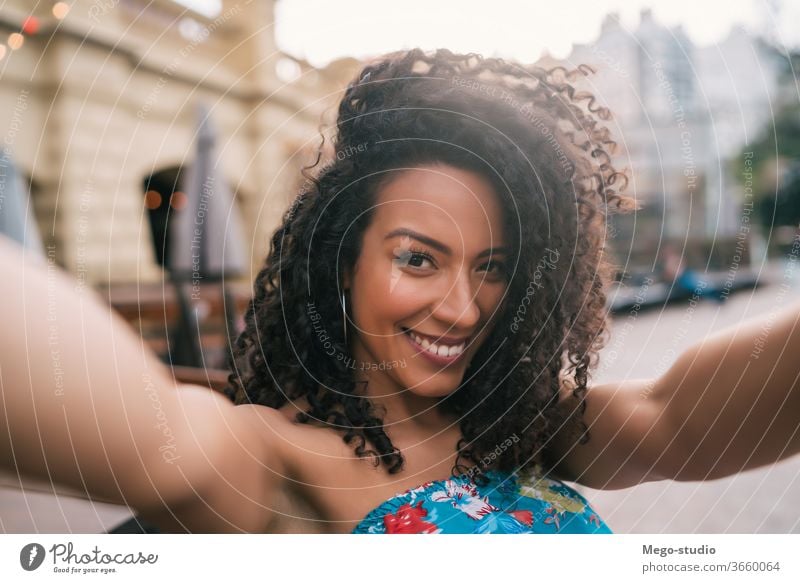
[0,0,359,283]
[551,9,785,268]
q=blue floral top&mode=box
[352,467,611,534]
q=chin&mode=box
[401,374,463,399]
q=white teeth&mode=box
[405,329,465,358]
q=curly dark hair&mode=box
[225,48,634,483]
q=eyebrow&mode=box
[384,228,509,259]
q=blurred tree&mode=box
[736,49,800,232]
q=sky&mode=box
[171,0,800,67]
[271,0,799,67]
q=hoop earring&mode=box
[341,291,348,345]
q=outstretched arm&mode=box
[0,237,285,532]
[550,301,800,489]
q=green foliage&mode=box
[736,49,800,230]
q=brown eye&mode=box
[393,248,435,270]
[407,252,432,267]
[480,260,507,278]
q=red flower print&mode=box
[508,510,534,526]
[384,501,439,534]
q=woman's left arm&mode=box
[654,299,800,481]
[550,300,800,489]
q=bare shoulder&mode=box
[228,399,368,533]
[137,393,302,532]
[228,399,349,474]
[228,403,296,474]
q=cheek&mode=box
[474,285,507,334]
[351,270,424,335]
[476,282,507,312]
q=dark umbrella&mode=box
[0,149,43,255]
[168,104,247,367]
[171,104,246,278]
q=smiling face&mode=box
[344,163,510,399]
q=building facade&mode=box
[556,10,784,267]
[0,0,358,283]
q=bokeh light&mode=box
[170,191,188,210]
[7,33,24,50]
[22,17,40,35]
[52,3,71,20]
[144,190,163,210]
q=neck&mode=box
[360,371,448,433]
[350,349,456,439]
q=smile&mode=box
[401,327,468,360]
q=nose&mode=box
[430,267,481,331]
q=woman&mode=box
[2,49,799,534]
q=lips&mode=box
[400,327,469,358]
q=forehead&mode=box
[368,165,506,245]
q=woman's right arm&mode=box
[0,236,286,532]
